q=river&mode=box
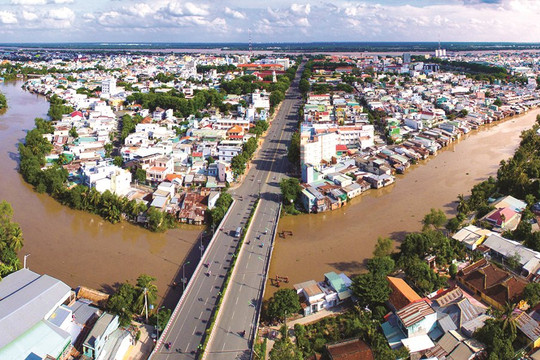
[2,80,538,305]
[267,109,540,297]
[0,81,201,307]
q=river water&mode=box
[0,81,201,305]
[268,109,540,297]
[2,80,539,305]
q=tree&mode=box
[494,98,503,106]
[107,282,137,327]
[104,143,113,158]
[287,132,300,168]
[266,288,301,322]
[231,154,247,177]
[69,126,78,138]
[135,168,146,183]
[373,237,393,258]
[449,263,458,279]
[269,337,303,360]
[367,256,395,276]
[113,156,123,167]
[298,79,310,94]
[134,274,158,315]
[351,272,391,308]
[524,283,540,307]
[422,208,447,230]
[147,207,164,232]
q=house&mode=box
[482,233,540,276]
[387,276,421,311]
[0,269,75,360]
[457,258,528,310]
[483,206,520,230]
[82,162,133,196]
[324,338,374,360]
[396,299,438,338]
[82,312,120,359]
[492,195,527,213]
[514,310,540,349]
[452,225,491,250]
[294,272,352,317]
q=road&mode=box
[150,61,305,359]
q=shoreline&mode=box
[292,106,539,217]
[266,107,540,299]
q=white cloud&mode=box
[184,2,209,16]
[0,11,18,24]
[224,7,246,19]
[53,0,74,3]
[21,10,38,21]
[47,6,75,20]
[290,3,310,15]
[11,0,47,4]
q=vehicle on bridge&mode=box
[234,226,242,238]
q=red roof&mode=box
[192,152,203,157]
[486,207,518,226]
[71,111,83,117]
[336,145,348,151]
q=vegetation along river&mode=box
[0,81,201,307]
[268,107,540,297]
[2,81,538,305]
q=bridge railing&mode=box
[250,200,282,360]
[149,198,237,358]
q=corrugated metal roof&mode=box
[516,311,540,342]
[0,269,71,348]
[397,300,435,328]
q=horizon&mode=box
[0,1,539,43]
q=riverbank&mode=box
[266,107,540,298]
[0,81,201,307]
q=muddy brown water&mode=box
[0,81,201,306]
[267,108,540,298]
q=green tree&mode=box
[366,256,395,276]
[266,288,301,322]
[113,156,123,167]
[69,127,78,138]
[298,79,310,94]
[422,208,447,230]
[104,143,113,158]
[351,272,391,308]
[373,237,393,258]
[269,337,303,360]
[524,283,540,307]
[134,274,158,315]
[135,168,146,183]
[449,263,458,279]
[107,282,137,327]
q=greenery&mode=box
[18,117,175,232]
[0,201,24,279]
[279,178,303,214]
[47,94,73,120]
[196,64,237,74]
[523,283,540,307]
[120,114,143,141]
[287,131,300,169]
[265,288,301,322]
[0,91,6,109]
[107,274,159,327]
[288,307,408,360]
[206,192,233,228]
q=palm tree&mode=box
[134,274,158,315]
[7,224,23,252]
[500,302,517,336]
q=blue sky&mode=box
[0,0,536,43]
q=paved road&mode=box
[204,66,304,359]
[150,61,304,359]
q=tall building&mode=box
[101,77,116,96]
[403,53,411,64]
[300,131,338,166]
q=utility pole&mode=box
[23,254,31,269]
[182,261,190,293]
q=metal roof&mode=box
[0,268,71,348]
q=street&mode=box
[150,61,304,360]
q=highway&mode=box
[150,61,304,360]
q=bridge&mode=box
[150,61,305,359]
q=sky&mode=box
[0,0,538,43]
